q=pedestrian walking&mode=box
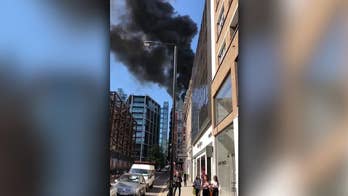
[173,171,182,196]
[183,173,187,186]
[202,175,210,196]
[211,175,220,196]
[193,175,201,196]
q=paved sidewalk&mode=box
[160,181,194,196]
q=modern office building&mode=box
[159,102,169,154]
[211,0,239,195]
[190,0,215,184]
[127,95,161,161]
[109,91,136,173]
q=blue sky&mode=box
[110,0,205,108]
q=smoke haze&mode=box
[110,0,197,98]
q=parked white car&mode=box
[129,163,155,189]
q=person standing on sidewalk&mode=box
[202,175,210,196]
[173,171,182,196]
[211,175,220,196]
[193,175,201,196]
[183,173,187,186]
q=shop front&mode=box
[215,122,237,196]
[192,126,215,182]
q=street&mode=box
[145,171,169,196]
[110,0,239,195]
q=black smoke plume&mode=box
[111,0,197,98]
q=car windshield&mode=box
[130,169,150,175]
[118,174,141,183]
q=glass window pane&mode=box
[201,155,206,175]
[132,107,144,113]
[132,102,144,107]
[216,124,235,195]
[214,75,232,124]
[134,97,144,103]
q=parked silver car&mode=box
[110,173,147,196]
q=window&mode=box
[136,132,144,138]
[136,138,143,144]
[133,113,144,118]
[217,7,225,35]
[132,102,144,107]
[196,158,201,177]
[134,97,144,103]
[214,75,232,125]
[216,124,235,195]
[136,119,143,125]
[201,155,206,175]
[132,107,144,113]
[230,9,239,41]
[218,42,227,64]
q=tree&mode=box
[148,145,166,168]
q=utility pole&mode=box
[143,41,177,195]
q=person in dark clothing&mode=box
[173,171,182,196]
[193,175,201,196]
[183,173,187,186]
[211,175,220,196]
[202,175,210,196]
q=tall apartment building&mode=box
[211,0,239,195]
[168,100,185,170]
[109,92,136,173]
[159,102,169,154]
[127,95,161,161]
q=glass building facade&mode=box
[191,8,212,143]
[159,102,169,154]
[128,95,161,161]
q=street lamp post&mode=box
[144,41,177,196]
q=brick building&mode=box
[109,92,136,174]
